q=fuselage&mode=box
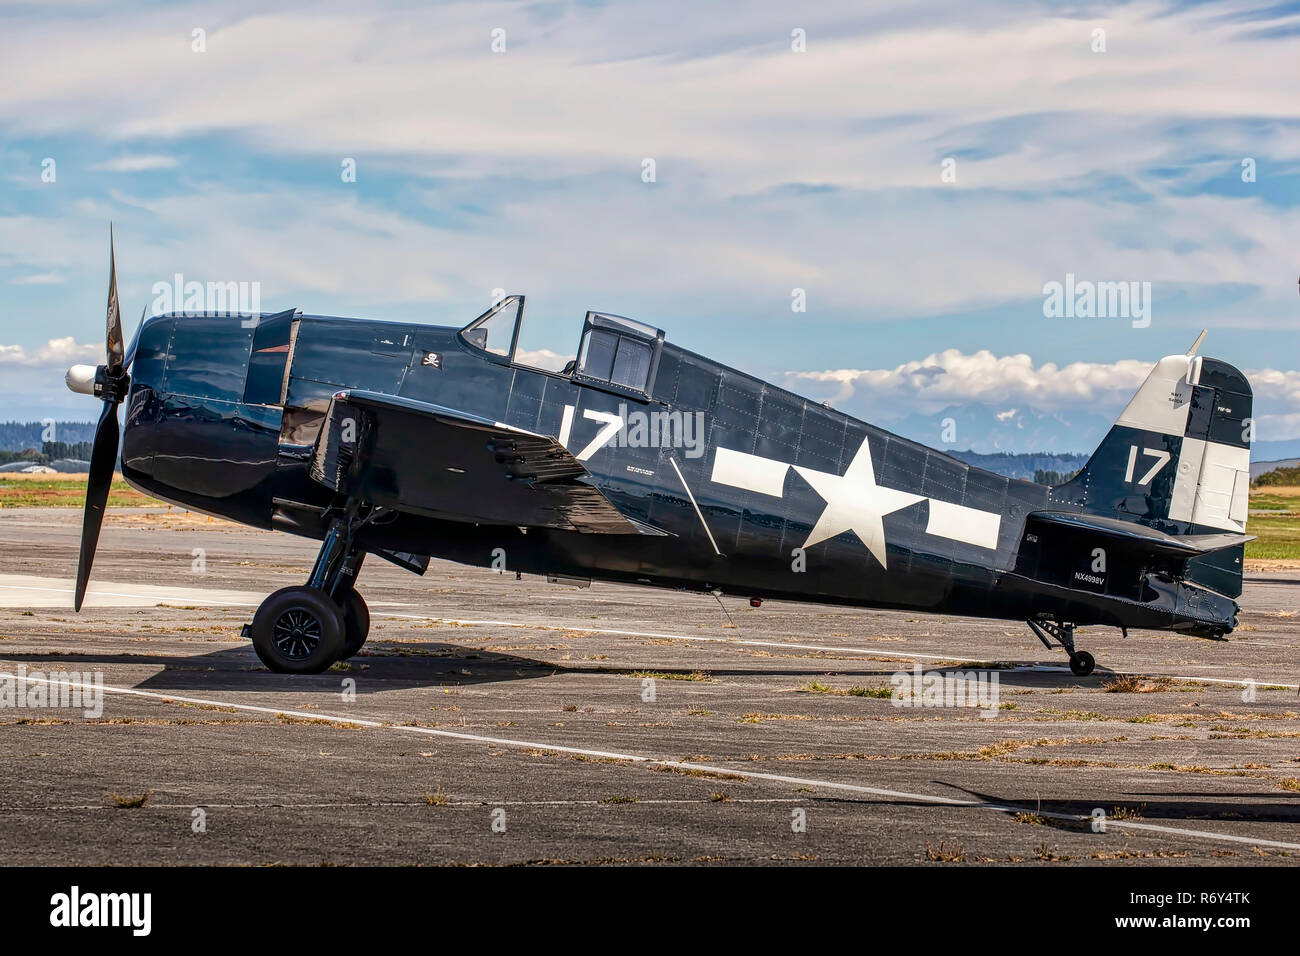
[119,309,1238,635]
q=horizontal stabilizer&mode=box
[1029,511,1253,557]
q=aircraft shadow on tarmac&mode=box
[2,643,557,694]
[928,783,1300,829]
[1,644,1110,694]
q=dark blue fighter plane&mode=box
[68,237,1254,675]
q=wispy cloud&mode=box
[786,350,1155,414]
[0,336,99,366]
[1,2,1294,322]
[88,154,179,173]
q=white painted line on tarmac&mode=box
[3,668,1298,853]
[376,613,1300,689]
[3,575,1295,690]
[377,610,977,662]
[0,575,260,609]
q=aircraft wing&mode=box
[1027,511,1253,556]
[308,389,654,534]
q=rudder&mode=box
[1052,347,1252,596]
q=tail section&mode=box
[1053,343,1252,596]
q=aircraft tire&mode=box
[1068,651,1095,677]
[251,586,346,674]
[339,590,370,660]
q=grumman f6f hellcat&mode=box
[67,234,1253,675]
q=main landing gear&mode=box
[247,514,372,674]
[1026,618,1095,677]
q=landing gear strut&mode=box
[249,511,372,673]
[1027,618,1095,677]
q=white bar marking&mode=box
[710,447,789,497]
[925,500,1001,549]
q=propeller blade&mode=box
[74,401,120,612]
[106,224,123,374]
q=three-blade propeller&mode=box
[71,226,135,611]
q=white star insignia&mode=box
[709,437,1002,563]
[792,439,923,568]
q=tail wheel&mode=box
[251,586,345,674]
[1069,651,1096,677]
[339,590,370,660]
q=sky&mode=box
[1,0,1297,452]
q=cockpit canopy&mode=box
[459,295,522,359]
[458,296,664,398]
[573,312,663,395]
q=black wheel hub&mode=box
[273,607,323,660]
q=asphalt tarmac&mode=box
[1,506,1297,865]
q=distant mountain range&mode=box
[946,450,1089,482]
[1252,439,1300,462]
[888,404,1300,465]
[886,404,1111,457]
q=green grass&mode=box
[800,681,893,698]
[0,475,148,508]
[1244,514,1300,559]
[624,669,714,682]
[1249,492,1300,513]
[1243,487,1300,559]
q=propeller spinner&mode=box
[67,226,136,611]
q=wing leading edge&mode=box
[308,389,659,535]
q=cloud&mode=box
[1,0,1298,425]
[88,154,179,172]
[785,349,1154,414]
[1248,367,1300,442]
[6,1,1299,188]
[784,349,1300,440]
[3,0,1296,337]
[0,336,100,366]
[514,347,573,372]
